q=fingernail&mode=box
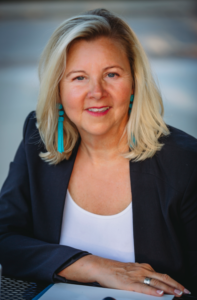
[184,288,191,294]
[174,289,183,295]
[157,290,164,295]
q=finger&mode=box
[147,278,183,297]
[140,263,155,272]
[128,282,164,297]
[148,272,185,296]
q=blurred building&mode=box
[0,0,197,187]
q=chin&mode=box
[82,124,113,136]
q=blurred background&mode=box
[0,0,197,187]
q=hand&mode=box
[93,257,187,297]
[58,255,189,297]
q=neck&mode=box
[78,126,129,165]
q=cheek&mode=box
[59,86,85,126]
[113,82,131,107]
[60,85,82,111]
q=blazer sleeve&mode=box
[180,162,197,292]
[0,112,90,283]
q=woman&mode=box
[0,8,196,297]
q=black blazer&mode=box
[0,111,197,293]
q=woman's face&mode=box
[59,36,133,138]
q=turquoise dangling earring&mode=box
[57,104,64,153]
[128,94,134,115]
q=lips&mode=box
[87,107,109,112]
[86,106,110,116]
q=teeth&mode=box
[88,107,109,112]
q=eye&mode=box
[107,73,118,78]
[74,76,85,81]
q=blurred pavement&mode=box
[0,1,197,187]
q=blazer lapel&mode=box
[33,141,80,244]
[130,159,152,264]
[130,157,179,275]
[54,143,80,244]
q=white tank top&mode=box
[59,190,135,263]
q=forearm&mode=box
[58,254,100,283]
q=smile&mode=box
[86,106,110,116]
[87,107,109,112]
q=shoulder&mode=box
[158,125,197,165]
[22,111,42,146]
[151,125,197,191]
[23,110,37,138]
[160,125,197,156]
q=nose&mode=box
[87,78,106,100]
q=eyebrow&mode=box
[65,70,86,78]
[104,65,124,71]
[65,65,124,78]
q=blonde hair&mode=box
[36,8,169,164]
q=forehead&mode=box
[66,36,129,65]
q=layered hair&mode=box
[36,8,169,164]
